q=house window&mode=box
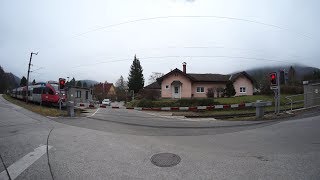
[240,87,246,93]
[85,91,89,99]
[76,90,81,98]
[165,85,169,89]
[196,87,205,93]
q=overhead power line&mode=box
[73,15,312,39]
[70,55,293,69]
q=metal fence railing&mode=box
[285,91,320,112]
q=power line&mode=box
[70,55,294,69]
[73,15,312,39]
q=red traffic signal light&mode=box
[270,72,277,86]
[59,78,66,90]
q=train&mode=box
[10,81,66,106]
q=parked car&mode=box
[101,99,111,106]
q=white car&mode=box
[101,99,111,106]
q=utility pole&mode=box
[26,52,38,103]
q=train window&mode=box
[49,88,54,95]
[44,87,49,94]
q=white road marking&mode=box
[88,108,100,117]
[0,145,52,180]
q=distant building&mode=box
[67,87,93,104]
[93,82,116,101]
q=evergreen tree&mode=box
[76,81,82,87]
[288,66,296,85]
[83,82,88,87]
[69,77,76,87]
[0,66,7,93]
[313,70,320,80]
[224,80,236,97]
[32,79,36,85]
[20,76,27,86]
[127,55,144,93]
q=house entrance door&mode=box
[172,85,181,99]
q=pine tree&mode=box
[288,66,296,85]
[224,80,236,97]
[69,77,76,87]
[0,66,8,93]
[32,79,36,85]
[76,81,82,87]
[127,55,144,93]
[20,76,27,86]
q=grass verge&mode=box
[2,94,81,117]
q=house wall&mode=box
[192,83,226,98]
[67,88,93,103]
[107,85,116,96]
[233,75,253,96]
[161,73,192,98]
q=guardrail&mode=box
[285,91,320,112]
[285,93,304,111]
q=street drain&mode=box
[151,153,181,167]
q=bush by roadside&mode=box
[127,98,217,108]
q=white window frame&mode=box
[76,90,81,98]
[196,87,205,93]
[240,87,246,93]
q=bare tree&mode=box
[148,72,164,84]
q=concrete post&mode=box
[254,100,268,119]
[67,101,75,117]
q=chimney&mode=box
[182,62,187,74]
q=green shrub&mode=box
[281,85,303,94]
[137,99,154,107]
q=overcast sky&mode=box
[1,0,319,84]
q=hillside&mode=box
[244,64,319,85]
[0,66,20,93]
[78,80,99,87]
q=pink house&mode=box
[154,63,254,99]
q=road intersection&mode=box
[1,95,320,179]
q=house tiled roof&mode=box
[94,83,114,93]
[157,68,254,84]
[188,73,230,82]
[144,81,161,89]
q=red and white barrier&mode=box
[93,101,272,112]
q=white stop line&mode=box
[0,145,52,180]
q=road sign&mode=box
[270,86,278,90]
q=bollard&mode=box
[67,101,75,117]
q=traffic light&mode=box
[59,78,66,90]
[270,72,277,86]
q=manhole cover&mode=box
[151,153,181,167]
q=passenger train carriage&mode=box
[11,81,66,106]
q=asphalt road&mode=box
[1,95,320,179]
